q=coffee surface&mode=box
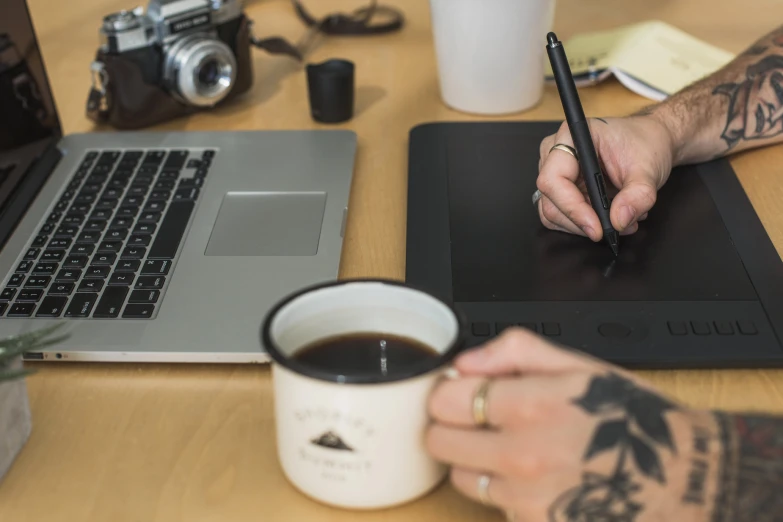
[291,333,439,378]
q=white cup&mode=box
[429,0,556,115]
[261,279,466,509]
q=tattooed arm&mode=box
[535,25,783,238]
[646,25,783,165]
[425,328,783,522]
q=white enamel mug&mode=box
[261,279,466,509]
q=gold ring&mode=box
[472,379,492,428]
[477,474,492,505]
[550,143,578,160]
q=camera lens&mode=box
[164,35,237,107]
[197,59,220,87]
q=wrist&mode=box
[638,103,689,167]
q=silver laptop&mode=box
[0,0,356,362]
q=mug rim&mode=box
[260,278,468,385]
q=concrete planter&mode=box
[0,357,32,481]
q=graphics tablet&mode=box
[405,121,783,368]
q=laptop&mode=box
[0,0,356,362]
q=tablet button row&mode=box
[667,320,757,336]
[471,322,560,337]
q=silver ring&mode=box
[532,189,543,206]
[477,474,492,504]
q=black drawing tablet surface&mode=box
[405,121,783,368]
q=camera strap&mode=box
[250,0,404,61]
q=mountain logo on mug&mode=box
[310,431,354,451]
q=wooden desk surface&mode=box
[3,0,783,520]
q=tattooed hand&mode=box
[535,115,675,240]
[426,328,724,522]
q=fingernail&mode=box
[582,225,597,239]
[618,206,635,230]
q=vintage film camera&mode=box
[86,0,255,129]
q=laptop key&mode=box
[49,283,74,296]
[41,250,64,262]
[133,223,156,235]
[122,303,155,319]
[32,263,58,276]
[47,211,61,223]
[55,225,79,237]
[138,211,161,223]
[116,260,140,272]
[94,286,130,318]
[78,279,104,293]
[141,260,171,275]
[96,198,118,210]
[93,253,117,266]
[35,296,67,318]
[0,288,16,300]
[23,248,39,260]
[16,261,33,273]
[148,201,194,259]
[128,235,151,247]
[56,269,81,282]
[138,166,158,175]
[121,247,146,260]
[24,277,50,288]
[105,229,128,241]
[64,255,88,269]
[179,177,203,188]
[49,239,70,249]
[32,235,48,248]
[74,193,97,205]
[158,171,179,181]
[84,220,106,232]
[129,290,159,304]
[6,274,24,287]
[77,231,100,243]
[143,201,164,213]
[109,273,134,286]
[84,266,110,278]
[64,293,97,317]
[203,149,215,158]
[110,217,133,229]
[98,241,122,253]
[123,195,144,207]
[117,206,139,217]
[17,289,43,302]
[62,214,85,226]
[54,200,70,212]
[69,203,91,215]
[154,179,176,190]
[90,209,111,221]
[84,151,99,161]
[40,223,56,235]
[135,276,164,290]
[174,187,199,201]
[71,244,95,257]
[8,302,35,317]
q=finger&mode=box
[537,138,602,241]
[610,177,658,232]
[425,424,509,472]
[454,327,599,376]
[639,212,648,221]
[538,195,588,237]
[450,468,516,509]
[620,221,639,236]
[428,374,584,429]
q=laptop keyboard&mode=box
[0,148,213,319]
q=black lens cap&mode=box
[306,59,354,123]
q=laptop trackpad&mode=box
[205,192,326,256]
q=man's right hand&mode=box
[535,115,676,241]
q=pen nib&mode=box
[605,231,620,257]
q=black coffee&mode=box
[291,333,439,377]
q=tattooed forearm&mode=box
[633,24,783,165]
[682,425,712,505]
[548,373,678,522]
[711,413,783,522]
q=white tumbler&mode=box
[429,0,556,115]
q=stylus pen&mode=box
[546,32,620,256]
